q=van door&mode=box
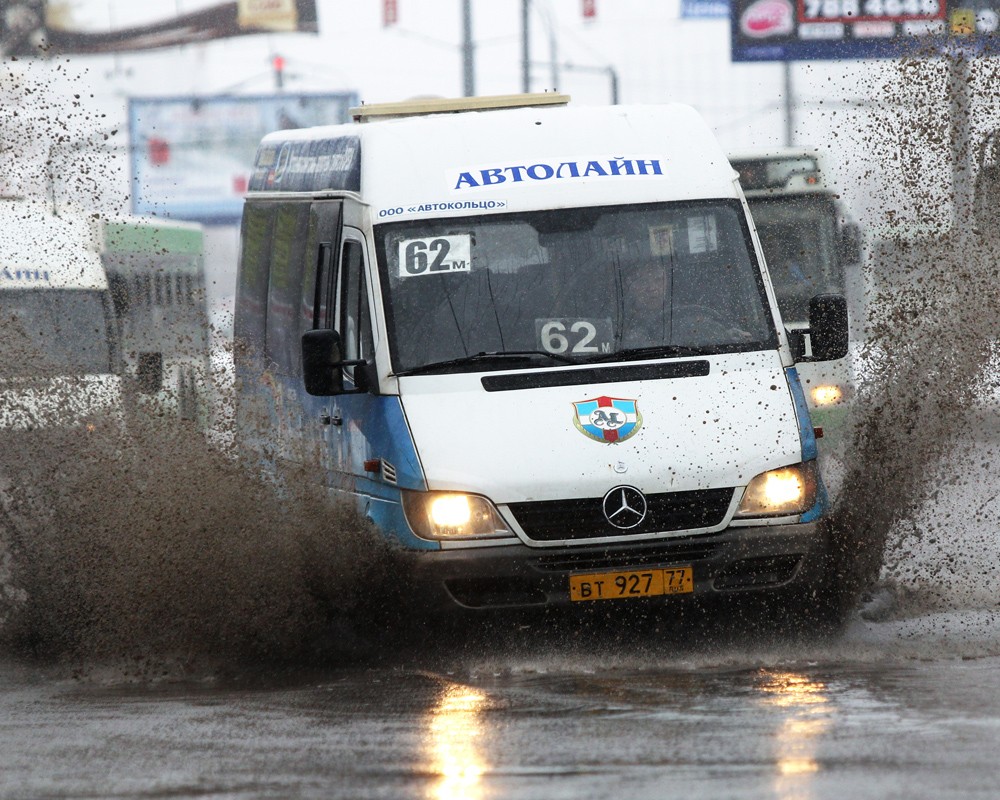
[324,228,378,494]
[299,200,343,478]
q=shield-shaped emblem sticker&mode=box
[573,396,642,444]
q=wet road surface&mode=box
[2,635,1000,800]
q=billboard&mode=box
[1,0,318,57]
[129,92,357,224]
[731,0,1000,60]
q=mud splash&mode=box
[0,411,405,674]
[829,56,1000,618]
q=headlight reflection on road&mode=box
[758,671,834,797]
[425,684,490,800]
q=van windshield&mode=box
[375,201,776,374]
[0,289,114,378]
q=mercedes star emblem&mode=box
[602,485,648,529]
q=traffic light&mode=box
[272,54,285,89]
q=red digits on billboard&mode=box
[383,0,398,27]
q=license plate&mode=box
[569,566,694,602]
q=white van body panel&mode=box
[399,350,800,502]
[360,105,738,219]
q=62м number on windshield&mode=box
[536,318,613,355]
[398,235,472,278]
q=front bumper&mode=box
[403,520,832,611]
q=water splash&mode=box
[0,412,403,674]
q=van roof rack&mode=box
[350,93,571,123]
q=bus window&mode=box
[234,203,276,364]
[312,243,335,329]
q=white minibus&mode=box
[234,95,851,622]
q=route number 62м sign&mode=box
[398,235,471,278]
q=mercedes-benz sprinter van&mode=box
[233,95,850,620]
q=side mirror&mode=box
[808,293,849,362]
[302,329,345,396]
[837,222,862,266]
[136,352,163,394]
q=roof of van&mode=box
[249,102,737,221]
[0,201,107,290]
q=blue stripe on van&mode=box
[360,394,425,491]
[784,366,818,462]
[331,393,437,550]
[785,366,827,522]
[354,480,439,551]
[800,478,828,524]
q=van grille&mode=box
[533,540,722,573]
[507,488,735,542]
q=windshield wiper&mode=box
[396,350,580,376]
[584,345,712,363]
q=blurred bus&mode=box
[729,149,863,445]
[0,198,123,431]
[100,216,214,427]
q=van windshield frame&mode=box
[374,200,778,375]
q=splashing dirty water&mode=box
[0,407,405,674]
[826,56,1000,630]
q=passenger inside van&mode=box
[390,261,558,367]
[619,258,755,348]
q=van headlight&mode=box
[734,461,818,517]
[402,490,514,540]
[810,384,845,406]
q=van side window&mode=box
[265,203,310,377]
[303,201,343,334]
[234,202,276,361]
[314,242,335,330]
[340,239,373,384]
